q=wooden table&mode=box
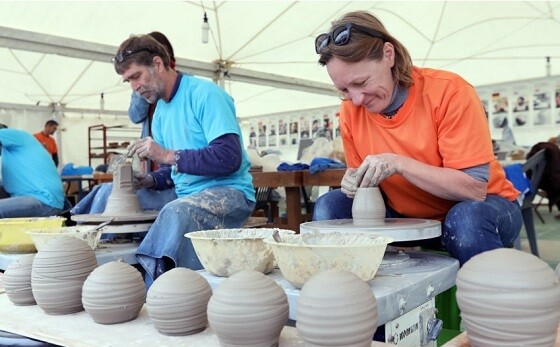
[250,169,346,233]
[61,173,114,203]
[251,171,304,232]
[302,168,345,187]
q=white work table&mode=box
[0,289,393,347]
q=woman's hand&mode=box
[356,153,401,187]
[341,168,359,197]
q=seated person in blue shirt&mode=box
[74,34,256,287]
[0,124,65,218]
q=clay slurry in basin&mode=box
[186,228,294,277]
[264,232,392,289]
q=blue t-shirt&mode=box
[151,75,255,202]
[0,129,64,209]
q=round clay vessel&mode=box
[3,254,36,306]
[296,269,377,347]
[207,270,289,347]
[31,237,98,315]
[147,267,212,335]
[352,187,385,226]
[456,248,560,347]
[82,261,145,324]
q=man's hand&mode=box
[127,137,173,164]
[132,171,155,190]
[341,168,360,198]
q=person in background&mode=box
[0,124,64,217]
[312,10,522,266]
[128,31,176,173]
[113,34,255,286]
[500,118,516,146]
[34,119,59,167]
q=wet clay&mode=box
[82,261,145,324]
[102,163,142,216]
[352,187,386,226]
[3,254,36,306]
[31,237,98,315]
[456,248,560,346]
[207,270,289,347]
[147,267,212,336]
[296,269,378,347]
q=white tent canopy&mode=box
[1,1,560,120]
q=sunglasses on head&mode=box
[315,23,385,54]
[112,48,153,63]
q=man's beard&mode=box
[139,88,160,104]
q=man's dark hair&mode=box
[113,35,171,75]
[148,31,175,63]
[0,123,7,129]
[45,120,59,127]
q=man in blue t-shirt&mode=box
[0,125,65,217]
[112,34,256,286]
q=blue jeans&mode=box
[0,196,63,218]
[313,189,522,266]
[136,186,255,288]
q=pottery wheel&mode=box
[71,211,158,223]
[71,162,159,228]
[299,218,441,242]
[70,214,157,234]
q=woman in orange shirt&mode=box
[313,11,522,266]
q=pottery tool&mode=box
[86,218,114,233]
[107,147,134,172]
[272,229,283,243]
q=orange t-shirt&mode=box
[339,67,519,221]
[33,132,58,156]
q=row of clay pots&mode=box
[4,239,380,346]
[4,237,144,323]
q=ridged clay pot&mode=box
[352,187,386,226]
[31,237,97,315]
[457,248,560,347]
[296,269,378,347]
[82,261,146,324]
[207,270,289,347]
[3,254,36,306]
[147,267,212,336]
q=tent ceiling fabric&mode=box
[0,1,559,119]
